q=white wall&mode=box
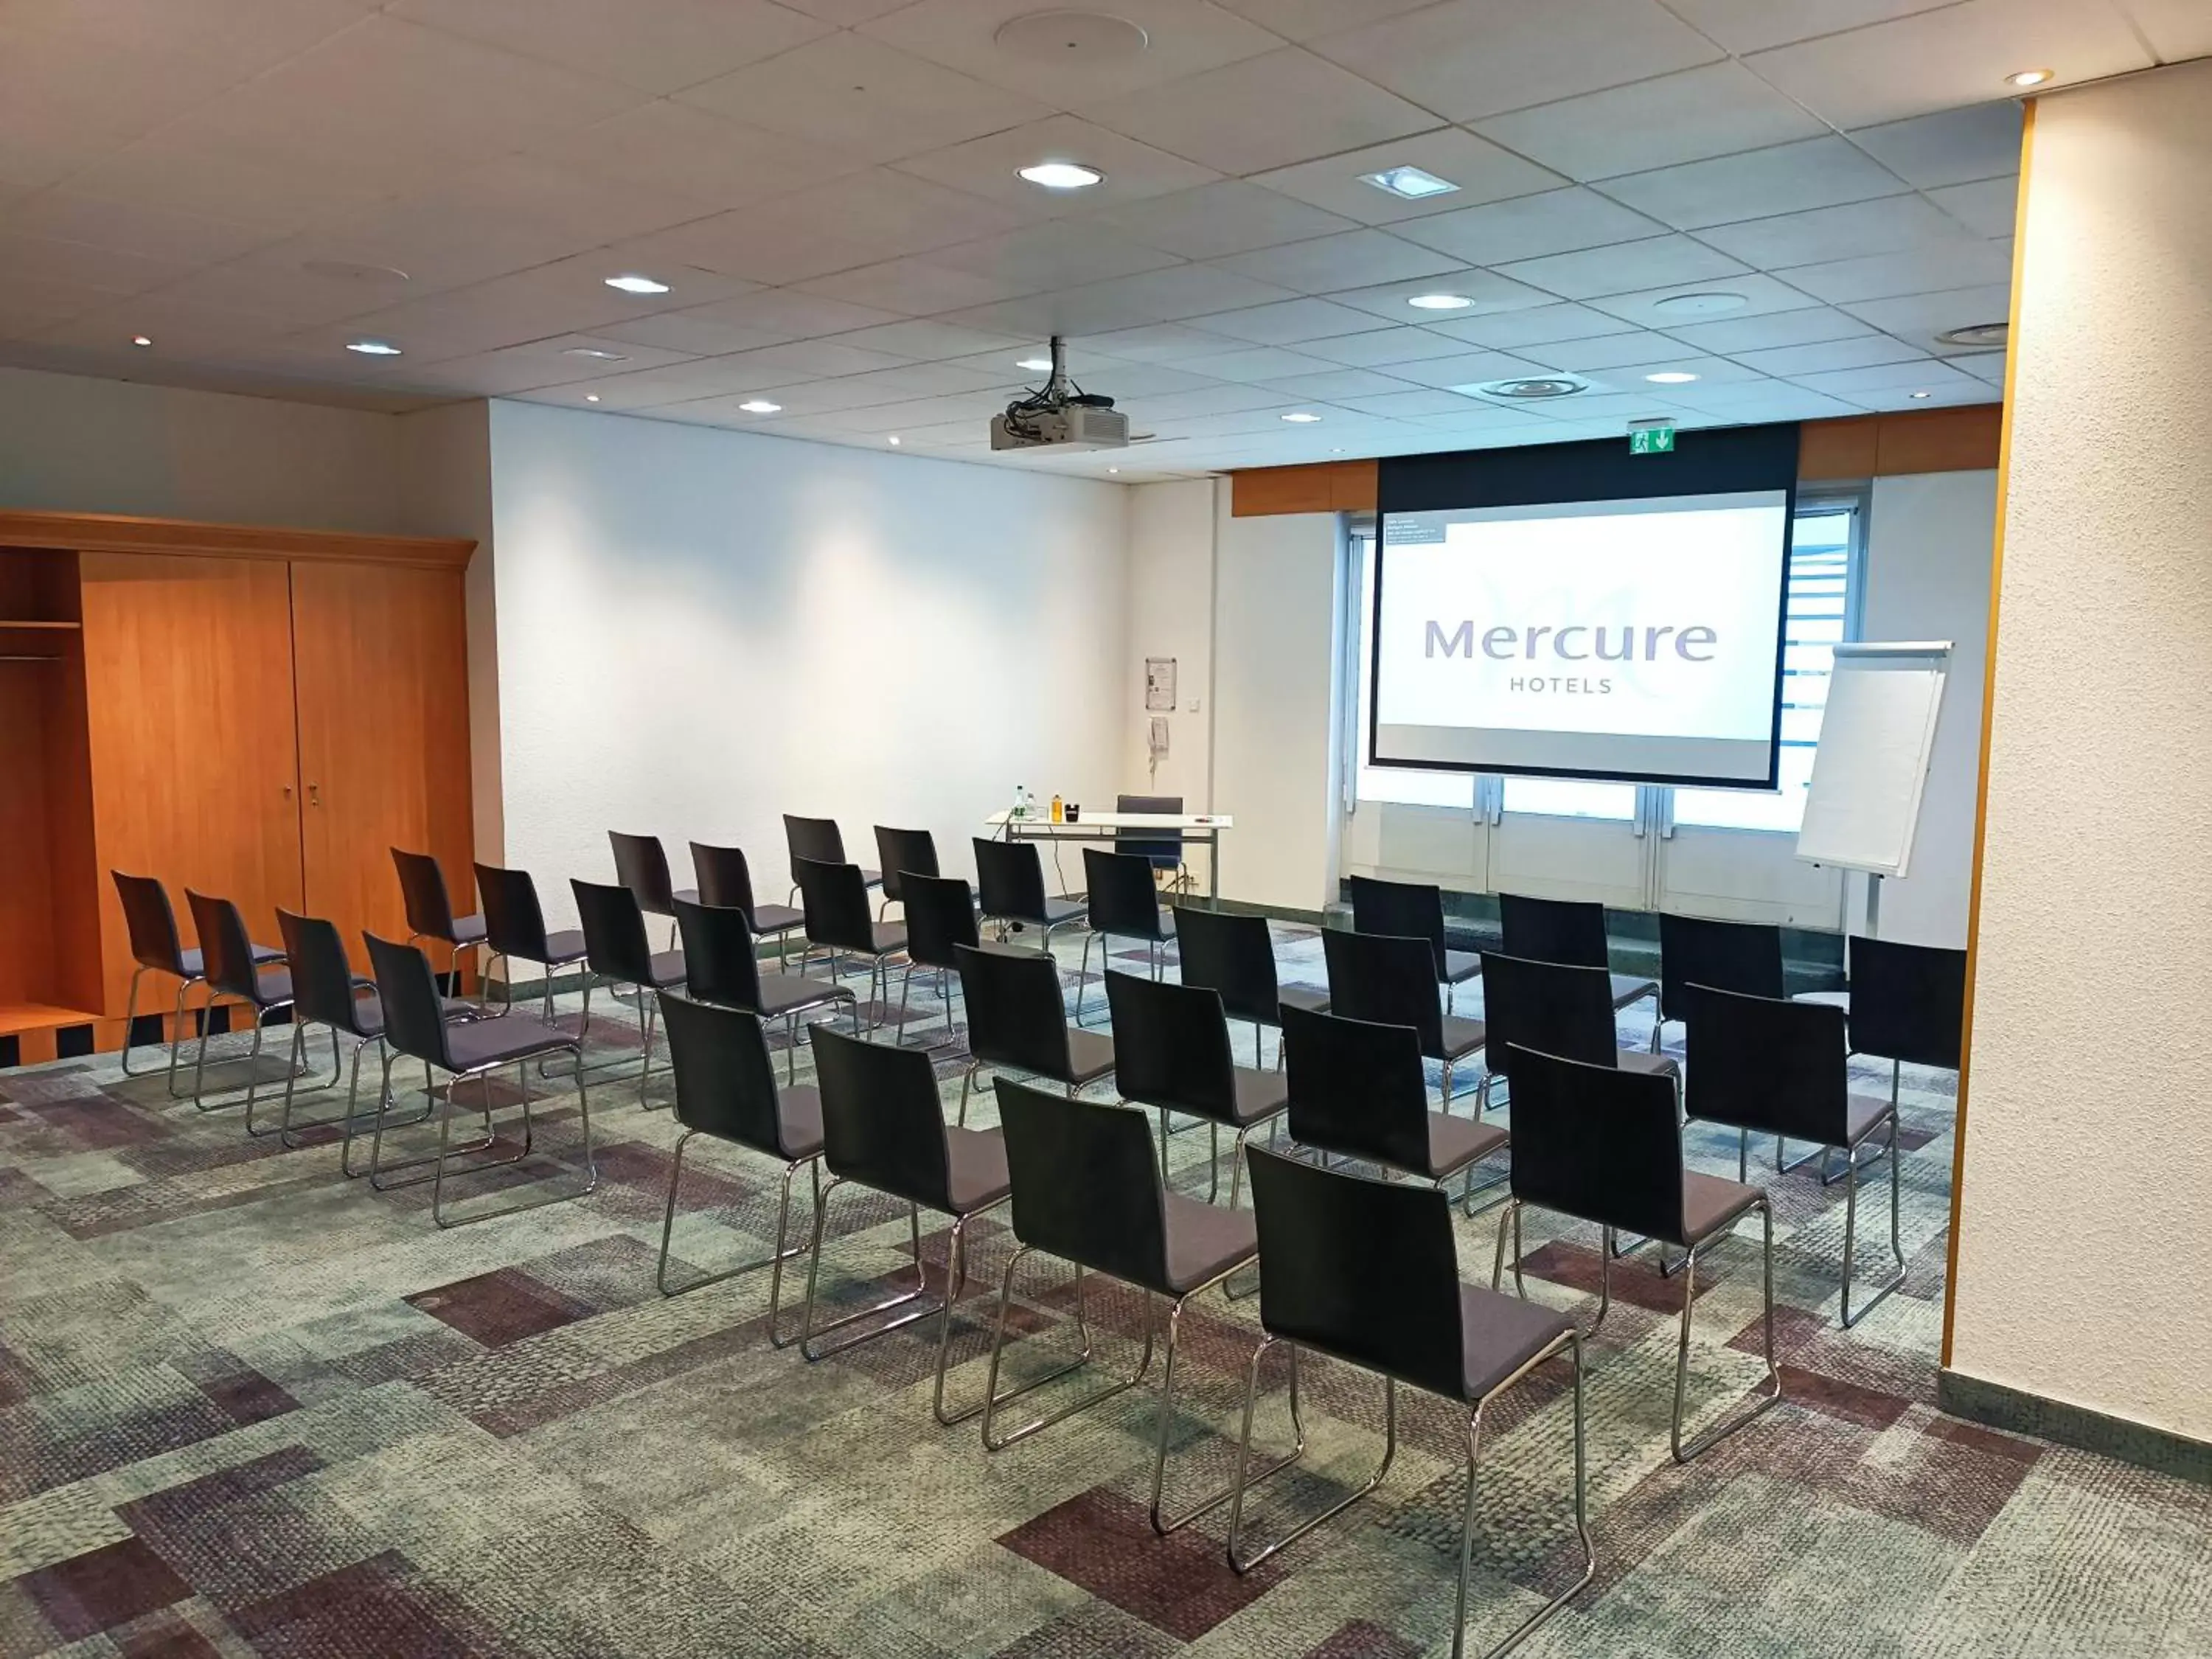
[1951,63,2212,1444]
[486,400,1128,924]
[0,366,407,533]
[1121,479,1217,810]
[1854,470,1998,947]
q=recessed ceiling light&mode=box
[585,394,602,403]
[2006,68,2053,87]
[1910,390,1933,400]
[1018,161,1103,189]
[1937,321,2008,347]
[1107,466,1120,474]
[1017,356,1054,372]
[1646,370,1699,384]
[1281,411,1322,423]
[346,338,402,356]
[563,347,629,361]
[1360,165,1458,201]
[605,273,670,294]
[887,434,902,445]
[1652,291,1748,316]
[1407,293,1474,311]
[737,399,782,414]
[131,334,152,347]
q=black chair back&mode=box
[1506,1043,1686,1246]
[658,990,786,1155]
[1173,905,1286,1026]
[572,878,657,986]
[1321,928,1442,1060]
[185,891,261,1003]
[873,826,939,906]
[809,1023,953,1210]
[114,871,187,975]
[973,835,1051,928]
[476,863,554,962]
[996,1079,1169,1290]
[785,815,848,886]
[1115,793,1184,872]
[393,849,464,940]
[1105,970,1236,1122]
[279,909,369,1037]
[1658,912,1784,1022]
[1280,1004,1432,1173]
[610,831,679,917]
[689,842,759,920]
[794,858,877,956]
[1347,874,1450,981]
[673,898,763,1011]
[1478,952,1616,1091]
[1500,892,1611,971]
[1848,935,1966,1070]
[956,943,1071,1079]
[1683,984,1848,1147]
[1082,847,1166,942]
[1246,1147,1464,1400]
[365,932,455,1071]
[902,873,981,972]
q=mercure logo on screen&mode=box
[1423,619,1719,697]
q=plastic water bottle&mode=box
[1012,782,1028,821]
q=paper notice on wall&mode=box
[1145,656,1177,712]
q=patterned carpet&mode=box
[2,925,2208,1659]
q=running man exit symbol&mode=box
[1629,424,1675,454]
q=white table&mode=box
[984,810,1234,902]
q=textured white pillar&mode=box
[1950,60,2212,1441]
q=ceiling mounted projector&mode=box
[992,336,1130,451]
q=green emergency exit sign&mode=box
[1629,423,1675,454]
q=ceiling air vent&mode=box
[1935,321,2008,348]
[1472,375,1589,400]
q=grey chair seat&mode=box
[1042,897,1088,926]
[755,972,851,1018]
[1277,985,1331,1018]
[176,941,284,975]
[1793,990,1851,1010]
[349,989,479,1040]
[450,914,488,947]
[1230,1066,1290,1124]
[1844,1094,1895,1149]
[866,923,907,956]
[542,928,589,964]
[1427,1112,1509,1179]
[1163,1189,1259,1292]
[1458,1284,1575,1401]
[1620,1050,1680,1082]
[748,903,805,936]
[1443,948,1482,985]
[1066,1028,1117,1087]
[648,887,701,917]
[446,1015,579,1071]
[235,966,294,1009]
[855,868,883,890]
[1439,1014,1486,1062]
[945,1124,1012,1211]
[773,1085,825,1161]
[644,949,687,989]
[1682,1171,1765,1245]
[1610,974,1658,1009]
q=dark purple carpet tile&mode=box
[113,1608,228,1658]
[35,1170,331,1242]
[9,1093,169,1151]
[507,1232,671,1317]
[0,1068,102,1106]
[223,1551,521,1659]
[989,1600,1178,1658]
[0,1391,240,1506]
[1513,1239,1705,1317]
[170,1348,300,1429]
[998,1486,1284,1643]
[116,1448,347,1613]
[0,1339,35,1411]
[327,1326,483,1388]
[1304,1619,1425,1659]
[1728,1304,1934,1407]
[15,1538,192,1644]
[404,1267,601,1350]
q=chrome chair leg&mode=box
[1228,1342,1385,1575]
[255,1020,347,1141]
[799,1181,936,1361]
[1671,1200,1781,1462]
[1150,1291,1301,1536]
[658,1132,819,1348]
[981,1245,1130,1450]
[1840,1113,1906,1329]
[118,967,152,1075]
[430,1043,596,1228]
[1072,931,1099,1026]
[956,1061,983,1127]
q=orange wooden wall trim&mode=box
[0,510,474,570]
[1229,406,2002,514]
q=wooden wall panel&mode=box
[0,651,60,1012]
[1798,417,1882,481]
[1874,403,2003,475]
[80,553,305,1015]
[291,561,474,959]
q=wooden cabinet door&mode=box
[80,552,305,1013]
[290,560,473,958]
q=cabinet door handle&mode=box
[282,784,293,799]
[309,784,321,807]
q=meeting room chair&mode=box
[673,897,856,1083]
[1320,928,1486,1110]
[392,848,487,992]
[972,835,1088,949]
[183,889,315,1122]
[278,908,443,1161]
[1172,904,1329,1071]
[363,933,593,1228]
[1498,892,1658,1013]
[690,841,806,965]
[1227,1147,1591,1659]
[893,872,1041,1046]
[654,990,822,1332]
[1477,951,1679,1108]
[610,830,696,947]
[981,1080,1299,1536]
[1653,911,1784,1053]
[1280,1004,1507,1214]
[572,877,688,1104]
[112,869,282,1094]
[784,815,879,910]
[1116,792,1189,893]
[1492,1043,1781,1464]
[1348,874,1482,1012]
[872,824,939,922]
[1105,970,1288,1206]
[475,862,591,1020]
[800,1024,1010,1425]
[1684,985,1905,1328]
[1074,847,1175,1026]
[953,942,1114,1124]
[793,858,908,1028]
